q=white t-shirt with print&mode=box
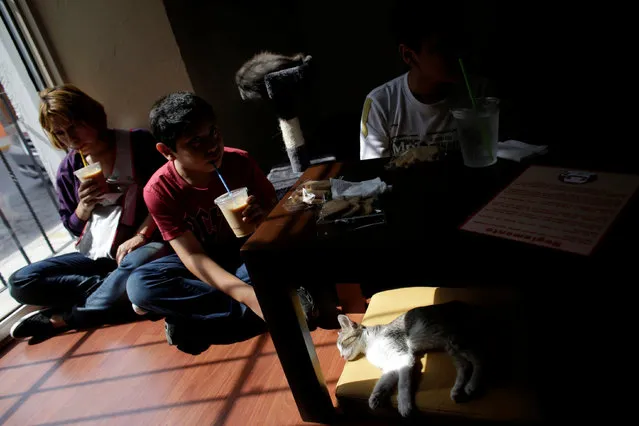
[360,73,460,160]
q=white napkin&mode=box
[302,188,318,204]
[497,140,548,162]
[330,178,388,199]
[75,205,121,260]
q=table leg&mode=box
[244,255,335,423]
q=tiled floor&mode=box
[0,320,353,426]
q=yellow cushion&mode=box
[335,287,539,422]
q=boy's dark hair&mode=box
[149,92,216,151]
[391,0,464,56]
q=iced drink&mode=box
[214,187,256,238]
[451,97,500,168]
[73,162,108,193]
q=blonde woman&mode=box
[9,84,166,340]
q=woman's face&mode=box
[50,121,107,156]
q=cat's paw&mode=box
[397,396,413,418]
[464,381,478,397]
[464,380,485,399]
[450,387,470,403]
[369,393,383,410]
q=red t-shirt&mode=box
[144,147,276,259]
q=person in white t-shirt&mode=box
[360,2,489,160]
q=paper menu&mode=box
[460,166,639,255]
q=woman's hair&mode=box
[39,84,107,149]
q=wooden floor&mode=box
[0,319,358,426]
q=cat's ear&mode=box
[338,314,356,330]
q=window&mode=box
[0,0,70,341]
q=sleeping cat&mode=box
[337,301,484,417]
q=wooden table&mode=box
[241,156,638,423]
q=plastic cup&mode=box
[214,187,256,238]
[451,97,500,168]
[73,162,108,193]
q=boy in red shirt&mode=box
[127,92,288,354]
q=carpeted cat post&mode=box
[236,52,312,173]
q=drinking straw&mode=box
[214,165,232,195]
[458,58,477,109]
[458,58,491,153]
[79,152,88,167]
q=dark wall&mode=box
[492,2,636,171]
[164,0,635,172]
[163,0,402,171]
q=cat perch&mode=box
[236,52,313,173]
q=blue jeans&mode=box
[8,242,167,327]
[126,254,253,325]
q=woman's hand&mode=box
[242,195,265,225]
[115,234,147,265]
[75,179,104,221]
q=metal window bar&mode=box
[0,0,62,294]
[0,149,54,255]
[0,204,30,264]
[0,92,59,210]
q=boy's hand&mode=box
[230,284,264,320]
[242,195,265,224]
[169,232,265,320]
[75,179,104,220]
[115,234,147,265]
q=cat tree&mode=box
[236,52,312,173]
[236,53,336,196]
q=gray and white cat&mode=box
[235,51,308,101]
[337,301,484,417]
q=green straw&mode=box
[458,58,477,109]
[458,58,491,155]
